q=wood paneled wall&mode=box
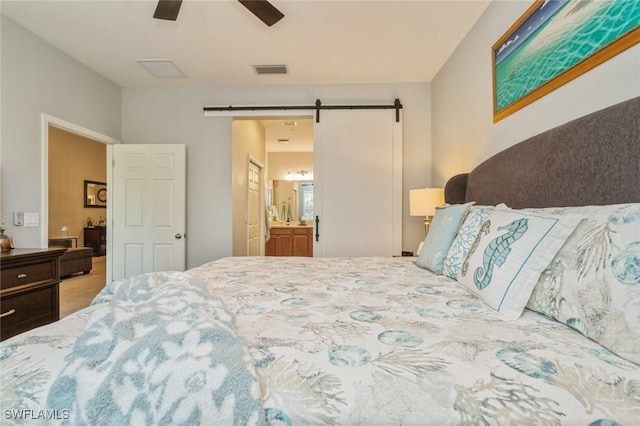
[48,126,106,243]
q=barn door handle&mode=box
[315,216,320,242]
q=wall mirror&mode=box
[271,180,313,222]
[84,180,107,208]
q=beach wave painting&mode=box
[493,0,640,121]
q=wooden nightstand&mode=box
[0,247,66,341]
[84,226,106,256]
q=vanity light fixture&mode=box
[286,170,313,181]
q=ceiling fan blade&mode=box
[153,0,183,21]
[238,0,284,27]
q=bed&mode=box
[2,97,639,425]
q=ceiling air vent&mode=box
[253,64,288,75]
[136,60,186,78]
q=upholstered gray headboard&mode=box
[445,97,640,208]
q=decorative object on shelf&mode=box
[61,226,69,237]
[86,217,94,227]
[0,216,11,252]
[98,216,106,227]
[409,188,445,235]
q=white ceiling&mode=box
[261,117,314,152]
[1,0,490,88]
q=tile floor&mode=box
[59,256,107,318]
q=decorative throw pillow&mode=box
[527,203,640,365]
[456,208,580,320]
[416,202,473,274]
[442,206,495,280]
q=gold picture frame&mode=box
[492,0,640,123]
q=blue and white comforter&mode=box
[2,257,640,425]
[1,272,262,425]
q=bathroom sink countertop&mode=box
[270,222,313,228]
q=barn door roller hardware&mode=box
[203,98,403,123]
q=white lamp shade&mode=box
[409,188,445,216]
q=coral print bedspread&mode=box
[189,256,640,425]
[2,257,639,425]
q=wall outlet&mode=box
[24,212,39,227]
[13,211,24,226]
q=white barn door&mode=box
[314,110,402,257]
[111,144,186,280]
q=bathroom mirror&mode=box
[84,180,107,208]
[272,180,313,222]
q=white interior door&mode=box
[247,159,262,256]
[111,144,186,280]
[314,109,402,257]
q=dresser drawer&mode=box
[0,284,59,341]
[1,260,57,290]
[270,228,292,235]
[293,227,311,235]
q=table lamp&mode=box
[409,188,445,234]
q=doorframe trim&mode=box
[224,111,314,258]
[246,156,265,256]
[41,114,120,284]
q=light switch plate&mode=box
[13,211,24,226]
[24,212,39,227]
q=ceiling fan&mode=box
[153,0,284,27]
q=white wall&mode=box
[232,119,265,257]
[0,16,122,248]
[123,83,432,266]
[268,152,314,181]
[431,1,640,186]
[1,16,433,264]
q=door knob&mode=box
[175,233,183,239]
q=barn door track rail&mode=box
[203,98,403,123]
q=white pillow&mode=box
[456,208,580,320]
[526,203,640,365]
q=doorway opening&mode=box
[42,114,119,317]
[231,116,314,257]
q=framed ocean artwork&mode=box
[492,0,640,122]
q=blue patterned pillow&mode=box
[527,203,640,365]
[416,203,473,273]
[456,208,580,320]
[442,206,495,280]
